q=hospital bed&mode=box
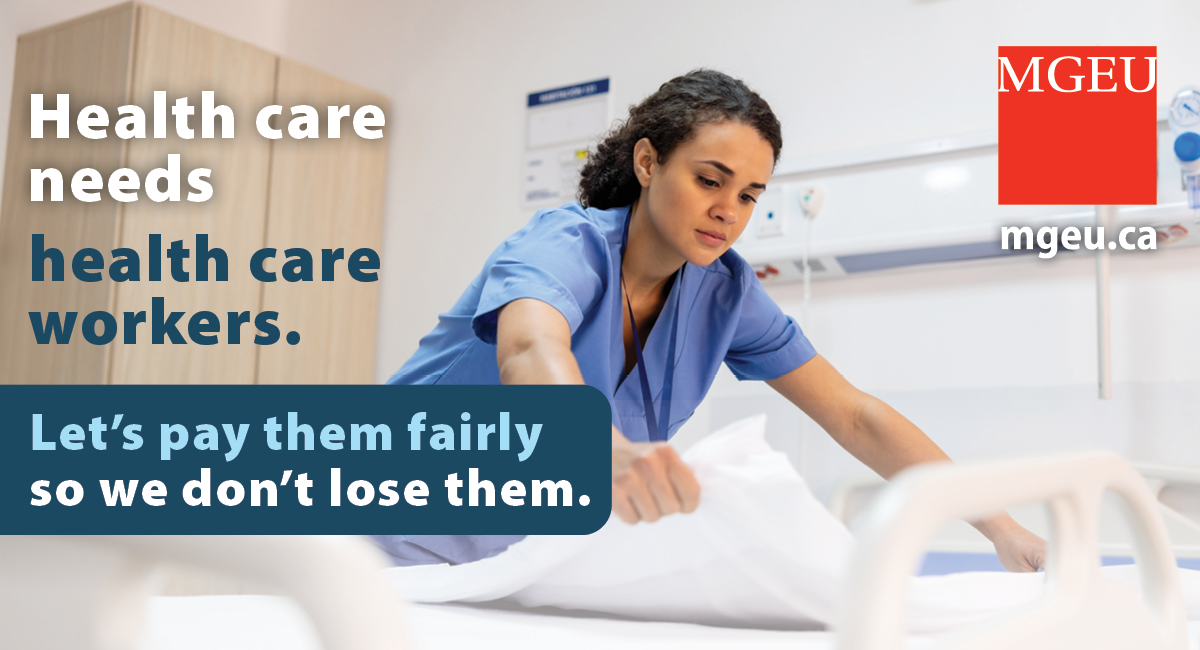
[1,451,1195,650]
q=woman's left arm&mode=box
[766,354,1047,572]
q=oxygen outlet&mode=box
[1175,132,1200,210]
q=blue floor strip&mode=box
[918,552,1200,575]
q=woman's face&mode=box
[635,120,775,268]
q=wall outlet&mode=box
[754,188,785,238]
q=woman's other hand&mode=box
[977,514,1047,572]
[611,426,700,524]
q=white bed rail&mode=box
[837,451,1187,650]
[1137,462,1200,537]
[0,535,407,650]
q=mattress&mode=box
[138,595,880,650]
[138,595,1200,650]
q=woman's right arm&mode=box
[496,298,700,524]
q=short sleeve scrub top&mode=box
[370,201,816,566]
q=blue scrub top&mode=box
[386,201,816,441]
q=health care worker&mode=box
[371,69,1047,571]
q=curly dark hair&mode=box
[577,69,782,210]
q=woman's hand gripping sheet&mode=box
[611,425,701,524]
[974,512,1049,573]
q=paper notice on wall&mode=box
[521,143,590,206]
[522,79,610,209]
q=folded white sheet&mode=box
[385,414,1200,632]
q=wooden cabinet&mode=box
[0,2,389,385]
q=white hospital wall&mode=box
[3,0,1199,501]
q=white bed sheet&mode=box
[137,596,1200,650]
[135,596,891,650]
[389,415,1200,632]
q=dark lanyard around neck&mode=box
[620,206,682,442]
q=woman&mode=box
[374,69,1046,571]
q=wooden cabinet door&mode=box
[0,5,134,384]
[255,59,388,384]
[108,5,276,384]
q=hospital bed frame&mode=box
[0,451,1187,650]
[1139,462,1200,541]
[840,451,1187,650]
[0,535,407,650]
[828,460,1200,556]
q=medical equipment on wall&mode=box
[797,186,825,331]
[752,186,827,320]
[1168,86,1200,211]
[736,100,1200,401]
[734,104,1200,282]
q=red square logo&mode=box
[998,46,1157,205]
